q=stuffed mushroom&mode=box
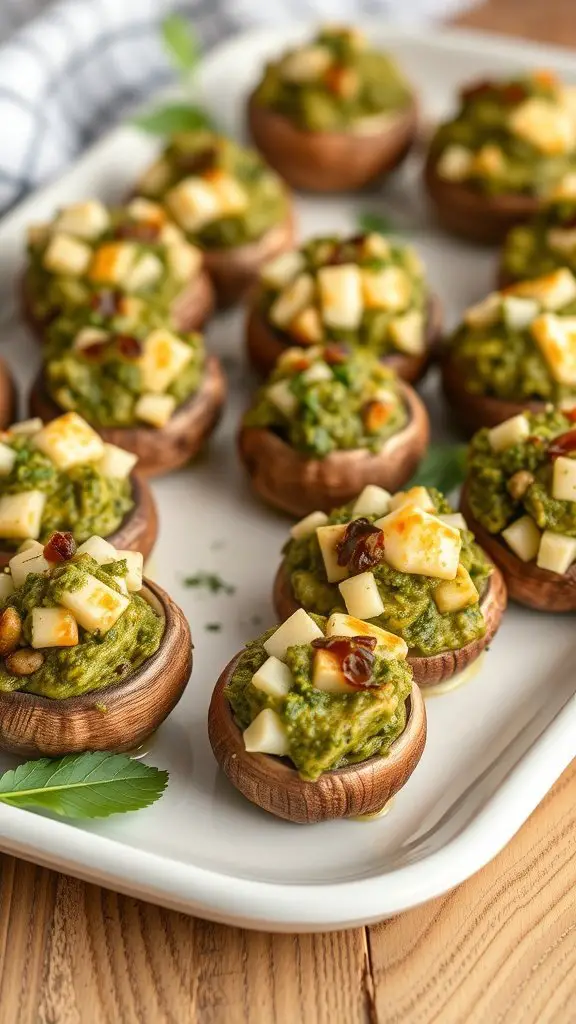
[500,174,576,285]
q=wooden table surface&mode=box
[2,3,576,1022]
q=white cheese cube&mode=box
[488,414,530,453]
[43,233,92,276]
[34,412,104,470]
[317,264,363,330]
[531,314,576,385]
[436,144,473,182]
[88,242,136,285]
[280,45,332,83]
[502,516,541,562]
[470,144,505,178]
[9,547,51,588]
[251,656,293,698]
[361,266,411,312]
[316,523,349,583]
[269,273,314,330]
[277,345,323,372]
[260,250,305,289]
[137,157,171,196]
[546,227,576,255]
[267,380,298,417]
[0,491,46,541]
[8,418,43,437]
[115,550,143,592]
[18,539,43,554]
[433,565,479,614]
[58,573,129,633]
[290,510,328,541]
[536,530,576,574]
[126,252,163,292]
[76,535,118,565]
[166,242,202,282]
[73,327,110,352]
[339,571,385,620]
[509,98,575,155]
[550,173,576,201]
[54,200,109,239]
[325,612,408,659]
[31,607,79,649]
[508,268,576,310]
[351,485,391,518]
[379,505,461,580]
[263,609,323,662]
[0,574,14,602]
[552,456,576,502]
[206,170,248,217]
[437,513,468,531]
[464,293,503,330]
[166,178,221,232]
[139,328,193,393]
[242,709,289,756]
[389,311,425,355]
[501,296,539,331]
[0,442,16,476]
[126,198,166,225]
[289,307,324,345]
[388,486,434,514]
[96,443,138,480]
[312,648,355,694]
[135,393,176,428]
[300,362,332,385]
[361,233,391,260]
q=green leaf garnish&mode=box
[0,752,168,819]
[161,14,199,74]
[357,211,397,236]
[134,103,212,135]
[408,443,467,495]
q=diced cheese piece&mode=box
[389,311,425,355]
[260,250,305,289]
[464,292,502,329]
[76,535,118,565]
[508,98,575,155]
[277,345,322,373]
[203,169,248,217]
[289,307,324,345]
[267,380,297,417]
[134,393,176,428]
[251,656,293,699]
[290,510,328,541]
[73,327,110,352]
[0,574,14,602]
[470,144,505,177]
[549,173,576,201]
[115,550,144,593]
[242,709,289,756]
[0,491,46,541]
[502,515,541,562]
[166,242,202,282]
[316,523,349,583]
[537,530,576,574]
[501,296,539,330]
[166,178,221,232]
[433,565,479,613]
[531,313,576,385]
[0,442,16,476]
[436,144,473,181]
[88,242,136,285]
[339,571,385,620]
[9,418,43,437]
[34,412,104,470]
[280,45,332,83]
[361,266,411,312]
[388,487,434,513]
[547,227,576,255]
[18,539,43,554]
[138,328,193,393]
[312,648,354,694]
[126,198,167,226]
[31,607,79,649]
[300,361,332,385]
[96,442,138,480]
[379,505,461,580]
[9,547,51,588]
[325,612,408,659]
[137,157,171,196]
[43,233,92,276]
[126,252,163,291]
[552,455,576,502]
[361,233,391,260]
[160,222,184,246]
[507,269,576,310]
[58,574,129,633]
[317,264,363,330]
[488,414,530,453]
[54,200,109,239]
[269,273,314,329]
[263,609,323,662]
[351,485,391,518]
[437,512,468,531]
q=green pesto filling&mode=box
[430,75,576,197]
[43,325,204,428]
[467,408,576,535]
[225,615,412,781]
[0,555,163,699]
[137,132,289,250]
[243,347,407,457]
[283,491,492,657]
[0,436,133,546]
[259,234,427,359]
[253,28,411,132]
[502,197,576,281]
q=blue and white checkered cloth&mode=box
[0,0,477,215]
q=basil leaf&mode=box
[161,14,199,73]
[0,752,168,819]
[134,103,212,135]
[357,211,397,236]
[408,443,467,495]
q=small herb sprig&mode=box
[134,15,213,135]
[357,211,397,236]
[0,752,168,819]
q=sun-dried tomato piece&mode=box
[91,289,122,318]
[547,429,576,459]
[312,634,377,687]
[43,531,77,563]
[177,147,218,175]
[115,220,161,243]
[336,518,385,574]
[460,78,495,103]
[499,82,528,105]
[82,340,110,361]
[563,407,576,424]
[323,344,349,366]
[115,334,143,359]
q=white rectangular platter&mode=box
[0,22,575,933]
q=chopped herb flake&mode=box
[184,572,235,595]
[205,622,222,632]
